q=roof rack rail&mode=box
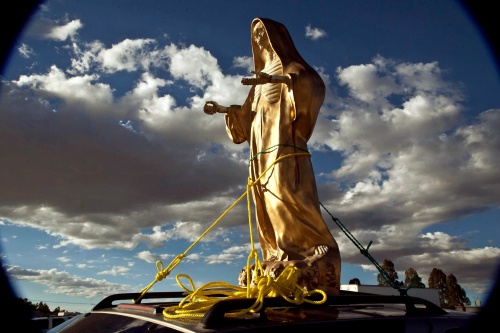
[92,290,234,310]
[92,290,447,329]
[93,291,189,310]
[200,293,447,328]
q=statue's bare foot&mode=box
[304,245,329,264]
[314,245,329,256]
[266,255,279,262]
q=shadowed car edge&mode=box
[48,290,477,333]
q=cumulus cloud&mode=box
[5,265,131,298]
[233,56,253,71]
[2,20,499,302]
[15,65,113,107]
[310,56,500,294]
[68,41,105,74]
[57,257,71,263]
[204,252,244,265]
[45,19,83,41]
[0,38,252,249]
[26,17,83,41]
[97,265,130,276]
[98,38,159,73]
[315,57,497,234]
[164,44,221,88]
[136,250,174,263]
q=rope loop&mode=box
[155,261,167,281]
[137,147,328,317]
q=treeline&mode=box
[14,297,68,317]
[352,259,471,309]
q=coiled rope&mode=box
[135,144,415,318]
[135,148,327,319]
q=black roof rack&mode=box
[92,291,189,310]
[201,292,447,328]
[92,290,447,329]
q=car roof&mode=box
[57,290,474,333]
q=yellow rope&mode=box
[133,188,249,303]
[162,265,326,319]
[135,151,327,317]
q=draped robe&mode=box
[224,18,340,266]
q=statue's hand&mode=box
[241,77,269,85]
[204,101,228,114]
[203,101,219,115]
[242,70,272,86]
[251,70,270,78]
[241,71,290,86]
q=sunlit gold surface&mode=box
[204,18,340,294]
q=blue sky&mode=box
[1,0,499,313]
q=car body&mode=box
[48,290,478,333]
[30,315,75,332]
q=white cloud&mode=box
[164,44,221,88]
[5,265,131,298]
[26,17,83,41]
[340,231,499,295]
[97,265,130,276]
[98,38,159,73]
[400,247,500,294]
[204,252,244,264]
[137,251,159,263]
[337,62,402,105]
[186,253,202,261]
[223,244,255,254]
[305,24,327,40]
[133,229,173,250]
[233,56,253,71]
[2,31,499,302]
[14,65,113,107]
[57,256,71,263]
[18,43,35,58]
[124,72,176,126]
[456,109,500,171]
[313,57,499,236]
[68,40,104,74]
[44,19,83,41]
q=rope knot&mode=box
[293,291,305,304]
[155,260,168,281]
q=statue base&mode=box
[238,253,340,296]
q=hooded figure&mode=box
[204,18,340,294]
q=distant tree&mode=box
[377,259,401,287]
[349,278,361,285]
[36,301,51,316]
[404,268,425,288]
[429,268,447,307]
[15,298,37,317]
[446,273,471,309]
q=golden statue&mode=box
[204,18,341,295]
